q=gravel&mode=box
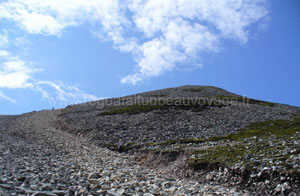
[1,85,299,196]
[0,110,247,196]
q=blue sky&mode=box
[0,0,299,115]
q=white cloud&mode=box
[0,0,269,84]
[0,30,8,47]
[122,0,268,83]
[14,37,32,47]
[0,0,127,37]
[36,81,98,105]
[0,1,72,36]
[0,50,10,57]
[0,51,98,104]
[121,18,220,84]
[0,1,100,104]
[0,58,37,88]
[0,90,16,103]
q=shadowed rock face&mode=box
[58,85,299,146]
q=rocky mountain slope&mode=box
[60,85,297,145]
[1,85,300,195]
[0,110,249,196]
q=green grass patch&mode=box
[99,98,228,115]
[123,117,300,151]
[123,142,144,151]
[99,95,274,116]
[148,94,167,97]
[149,118,300,147]
[188,117,300,171]
[213,95,275,107]
[157,138,206,146]
[182,88,203,92]
[157,139,177,146]
[223,117,300,140]
[189,145,248,168]
[188,138,300,171]
[100,104,163,115]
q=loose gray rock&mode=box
[33,192,58,196]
